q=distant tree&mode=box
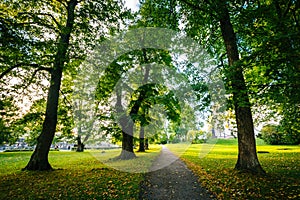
[115,83,181,159]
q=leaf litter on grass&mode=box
[179,142,300,199]
[0,147,161,200]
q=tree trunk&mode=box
[116,88,136,160]
[145,138,149,150]
[118,115,136,159]
[23,67,62,170]
[23,0,77,171]
[119,130,136,160]
[76,135,84,152]
[219,4,265,174]
[138,127,145,152]
[138,50,150,152]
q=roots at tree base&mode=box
[116,150,137,160]
[22,151,53,171]
[138,138,145,152]
[234,160,266,175]
[76,143,85,152]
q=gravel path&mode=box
[139,146,214,200]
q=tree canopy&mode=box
[0,0,299,173]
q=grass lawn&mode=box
[1,140,299,200]
[0,146,161,200]
[168,139,300,199]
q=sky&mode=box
[124,0,140,12]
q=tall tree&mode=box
[236,0,300,143]
[137,52,150,152]
[219,2,264,173]
[179,0,265,173]
[94,45,183,159]
[23,0,77,171]
[115,85,136,159]
[0,0,128,170]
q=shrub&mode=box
[191,139,206,144]
[171,138,181,143]
[258,124,300,145]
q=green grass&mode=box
[1,140,299,199]
[0,146,161,200]
[168,139,300,199]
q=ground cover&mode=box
[0,146,161,200]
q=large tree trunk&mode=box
[138,51,150,152]
[23,66,62,170]
[116,64,150,159]
[219,4,265,174]
[116,88,136,160]
[23,0,77,171]
[119,130,136,160]
[118,115,136,159]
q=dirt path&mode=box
[139,146,214,200]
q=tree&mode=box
[218,2,264,173]
[137,50,150,152]
[1,0,128,170]
[115,85,136,159]
[235,0,300,142]
[131,84,182,149]
[23,0,77,170]
[178,0,265,173]
[114,81,181,159]
[91,41,185,158]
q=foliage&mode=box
[90,42,200,148]
[235,0,300,135]
[258,124,300,145]
[258,124,282,145]
[139,0,179,30]
[129,83,181,126]
[187,130,210,144]
[9,95,74,146]
[1,0,131,169]
[171,140,300,199]
[12,99,45,146]
[0,98,19,144]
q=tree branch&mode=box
[283,0,293,18]
[0,63,52,80]
[22,67,47,90]
[179,0,218,20]
[60,89,72,108]
[179,0,202,11]
[17,12,60,31]
[35,12,62,30]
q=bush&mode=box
[258,124,300,145]
[171,138,181,143]
[160,140,167,145]
[191,139,206,144]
